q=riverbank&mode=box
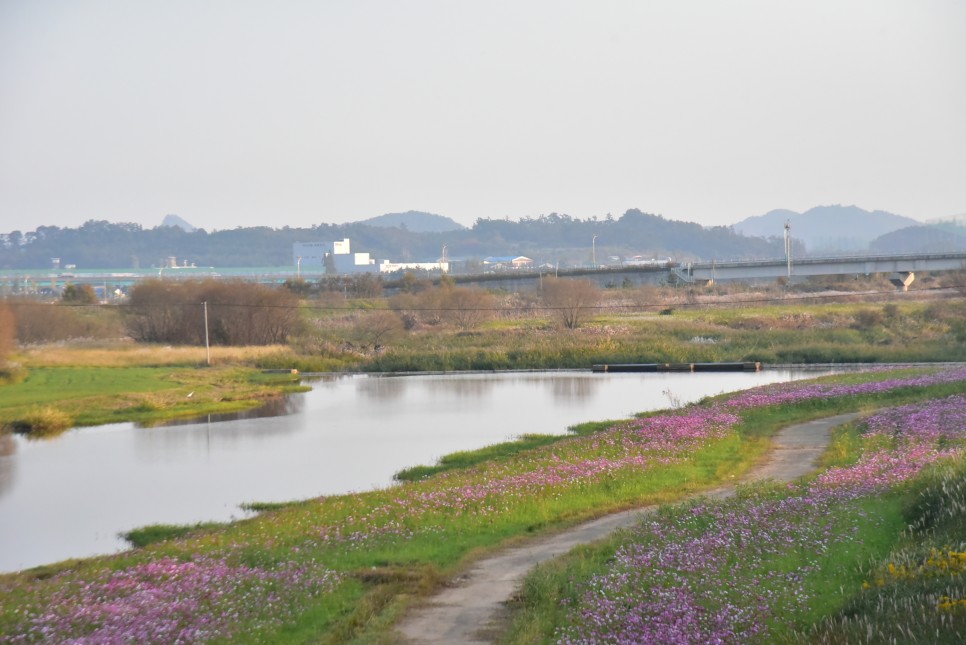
[2,365,964,643]
[0,345,307,434]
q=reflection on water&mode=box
[546,374,598,401]
[0,432,15,499]
[356,376,409,400]
[0,369,833,573]
[357,374,503,401]
[127,397,310,456]
[150,395,306,428]
[358,371,601,403]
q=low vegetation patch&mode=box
[803,457,966,643]
[121,522,227,548]
[2,366,965,643]
[7,406,74,436]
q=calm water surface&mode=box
[0,369,829,572]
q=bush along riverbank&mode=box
[2,367,966,643]
[506,384,966,643]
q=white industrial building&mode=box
[293,239,375,274]
[293,239,447,275]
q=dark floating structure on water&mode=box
[592,362,762,373]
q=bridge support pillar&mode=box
[889,271,915,291]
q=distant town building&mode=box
[377,260,450,274]
[293,239,375,274]
[482,256,534,271]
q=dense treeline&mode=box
[124,280,300,345]
[5,280,301,346]
[0,210,786,270]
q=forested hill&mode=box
[0,210,785,270]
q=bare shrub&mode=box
[541,277,601,329]
[203,281,301,345]
[627,284,662,311]
[124,280,301,345]
[388,292,421,330]
[852,308,884,331]
[60,283,97,304]
[416,288,446,325]
[282,278,313,298]
[349,273,383,298]
[124,280,191,343]
[8,298,123,343]
[388,288,444,326]
[0,301,14,365]
[942,265,966,296]
[345,310,404,353]
[440,286,496,331]
[398,271,429,294]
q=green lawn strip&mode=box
[0,366,177,407]
[120,523,228,548]
[394,422,616,482]
[0,366,307,431]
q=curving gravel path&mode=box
[396,412,860,644]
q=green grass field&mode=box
[0,365,305,432]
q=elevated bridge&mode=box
[446,251,966,293]
[2,252,965,297]
[670,251,966,291]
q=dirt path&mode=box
[395,412,860,644]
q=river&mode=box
[0,369,831,573]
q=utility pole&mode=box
[203,301,210,366]
[592,234,598,269]
[784,221,793,281]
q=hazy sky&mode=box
[1,0,964,234]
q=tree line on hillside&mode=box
[0,210,786,270]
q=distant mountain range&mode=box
[2,205,962,270]
[871,225,966,254]
[732,205,921,253]
[157,211,465,235]
[160,214,195,232]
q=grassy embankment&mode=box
[2,367,964,643]
[0,345,307,435]
[502,382,966,643]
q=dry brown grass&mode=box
[16,343,296,368]
[13,406,74,436]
